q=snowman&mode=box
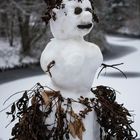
[40,0,103,139]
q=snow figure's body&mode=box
[40,0,103,139]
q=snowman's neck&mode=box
[55,36,84,42]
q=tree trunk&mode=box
[17,12,31,56]
[8,14,14,47]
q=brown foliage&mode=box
[2,83,137,140]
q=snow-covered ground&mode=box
[0,36,140,139]
[0,39,38,70]
[0,40,20,69]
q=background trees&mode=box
[0,0,139,69]
[0,0,50,57]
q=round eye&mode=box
[85,7,92,13]
[74,7,82,15]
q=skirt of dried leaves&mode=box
[3,83,137,140]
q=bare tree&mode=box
[0,1,15,46]
[0,0,47,56]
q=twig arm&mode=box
[97,63,127,79]
[46,60,55,77]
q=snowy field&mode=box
[0,36,140,139]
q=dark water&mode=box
[103,44,137,61]
[0,66,44,84]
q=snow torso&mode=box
[40,38,103,95]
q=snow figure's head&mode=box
[48,0,95,39]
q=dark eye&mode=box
[74,7,82,15]
[85,7,92,13]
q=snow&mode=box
[0,36,140,139]
[0,40,20,69]
[0,39,38,70]
[41,0,102,96]
[50,0,93,39]
[40,39,103,96]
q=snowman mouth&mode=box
[77,23,92,29]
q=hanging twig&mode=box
[1,83,137,140]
